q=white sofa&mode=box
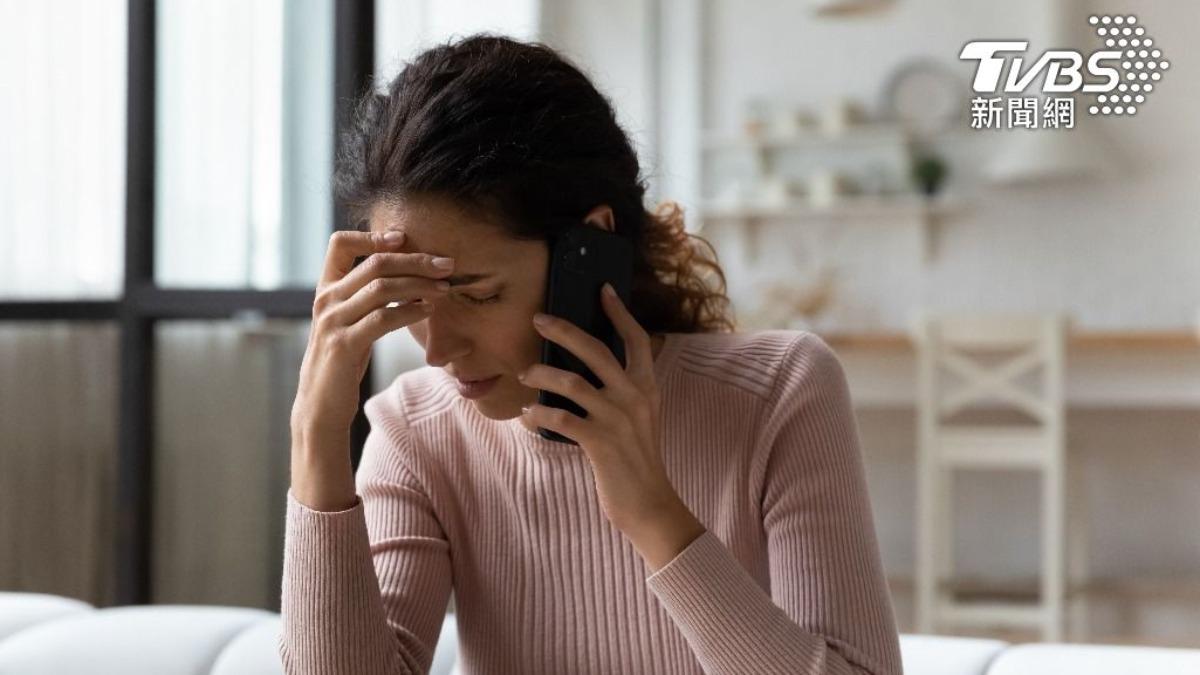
[2,592,1199,674]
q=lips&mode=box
[454,375,497,383]
[453,374,501,400]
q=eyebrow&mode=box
[445,273,495,287]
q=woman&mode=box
[281,34,901,675]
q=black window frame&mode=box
[0,0,376,606]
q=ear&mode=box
[583,204,615,233]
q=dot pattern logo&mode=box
[1088,15,1168,116]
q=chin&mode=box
[470,394,521,420]
[471,401,509,420]
[470,383,537,420]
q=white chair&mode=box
[911,312,1083,642]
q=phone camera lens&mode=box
[579,246,587,256]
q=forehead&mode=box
[367,197,534,265]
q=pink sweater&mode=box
[280,329,902,674]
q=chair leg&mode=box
[1042,457,1065,642]
[1067,450,1091,642]
[915,450,938,634]
[938,467,955,596]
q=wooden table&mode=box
[812,330,1200,408]
[819,330,1200,352]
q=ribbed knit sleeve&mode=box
[644,333,903,675]
[279,409,453,674]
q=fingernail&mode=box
[432,256,454,269]
[533,313,551,327]
[521,404,532,414]
[602,282,617,299]
[382,230,403,243]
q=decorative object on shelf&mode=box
[769,106,818,138]
[758,175,791,208]
[700,94,970,263]
[742,97,771,138]
[745,266,838,331]
[808,170,855,207]
[808,0,896,17]
[881,59,964,139]
[911,153,949,197]
[821,97,867,135]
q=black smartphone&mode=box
[536,223,634,444]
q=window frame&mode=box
[0,0,376,606]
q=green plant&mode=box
[911,154,948,196]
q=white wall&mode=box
[695,0,1200,333]
[539,0,660,199]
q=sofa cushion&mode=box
[0,591,93,641]
[986,642,1200,675]
[0,605,273,675]
[209,616,284,675]
[899,633,1009,675]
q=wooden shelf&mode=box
[699,122,964,262]
[699,194,964,221]
[699,194,968,264]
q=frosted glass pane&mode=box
[155,0,334,290]
[152,318,309,609]
[0,322,120,605]
[0,1,126,299]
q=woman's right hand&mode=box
[289,228,454,511]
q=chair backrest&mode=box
[910,311,1068,427]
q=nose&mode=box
[419,301,471,368]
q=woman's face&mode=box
[367,196,550,420]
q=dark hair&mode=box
[334,34,735,334]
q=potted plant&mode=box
[911,153,948,197]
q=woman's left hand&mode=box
[518,283,707,570]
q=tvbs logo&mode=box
[960,41,1122,94]
[960,14,1168,118]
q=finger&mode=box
[328,275,449,327]
[600,282,655,382]
[342,301,435,354]
[519,363,623,421]
[531,309,631,394]
[520,402,595,447]
[326,251,456,305]
[319,229,406,288]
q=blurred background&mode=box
[2,0,1198,652]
